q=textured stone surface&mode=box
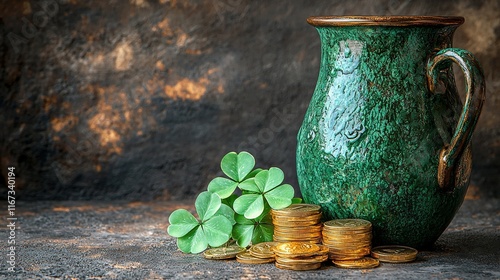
[0,0,499,201]
[296,20,481,248]
[0,198,498,279]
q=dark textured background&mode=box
[1,0,499,201]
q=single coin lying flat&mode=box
[203,245,246,260]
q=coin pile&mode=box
[236,242,278,264]
[236,251,275,264]
[272,242,329,270]
[248,242,277,260]
[322,219,372,261]
[271,204,322,244]
[371,245,418,263]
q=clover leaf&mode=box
[233,167,294,219]
[221,151,255,181]
[167,191,233,253]
[232,210,274,248]
[207,177,238,199]
[208,152,258,199]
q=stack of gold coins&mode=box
[322,219,372,260]
[236,241,278,264]
[271,204,322,244]
[371,245,418,263]
[248,242,278,260]
[236,251,275,264]
[272,242,329,271]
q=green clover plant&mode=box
[167,151,300,254]
[167,191,234,253]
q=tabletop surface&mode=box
[1,197,498,279]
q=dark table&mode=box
[1,197,498,279]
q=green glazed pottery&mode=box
[296,16,485,248]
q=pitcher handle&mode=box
[427,48,485,191]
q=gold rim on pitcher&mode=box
[307,16,464,27]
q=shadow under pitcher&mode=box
[296,16,485,248]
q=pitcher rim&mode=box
[307,16,464,27]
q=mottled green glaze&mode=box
[297,19,484,248]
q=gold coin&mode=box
[323,219,372,230]
[328,252,370,260]
[272,219,321,227]
[274,244,329,258]
[271,204,321,216]
[322,229,372,236]
[332,257,380,269]
[329,254,366,261]
[274,231,322,238]
[273,236,322,244]
[322,241,371,249]
[272,210,321,217]
[272,213,322,222]
[371,245,418,263]
[236,251,275,264]
[275,254,329,265]
[273,233,321,239]
[275,233,322,239]
[271,214,317,219]
[274,224,322,232]
[203,245,246,260]
[322,234,372,241]
[273,242,320,255]
[322,238,371,244]
[327,247,371,254]
[275,261,321,271]
[325,246,371,252]
[322,228,371,234]
[315,244,330,255]
[248,242,278,259]
[322,240,371,246]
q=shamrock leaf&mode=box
[264,183,294,209]
[251,213,274,244]
[202,215,233,247]
[238,178,260,193]
[208,153,258,199]
[254,167,285,192]
[177,226,207,254]
[195,191,221,221]
[243,168,263,181]
[233,167,294,219]
[208,177,238,199]
[232,214,254,248]
[167,209,199,238]
[216,203,236,225]
[167,191,232,253]
[232,211,274,248]
[233,193,264,219]
[221,151,255,182]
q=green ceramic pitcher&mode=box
[296,16,485,248]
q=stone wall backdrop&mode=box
[1,0,499,201]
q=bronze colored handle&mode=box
[427,48,485,191]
